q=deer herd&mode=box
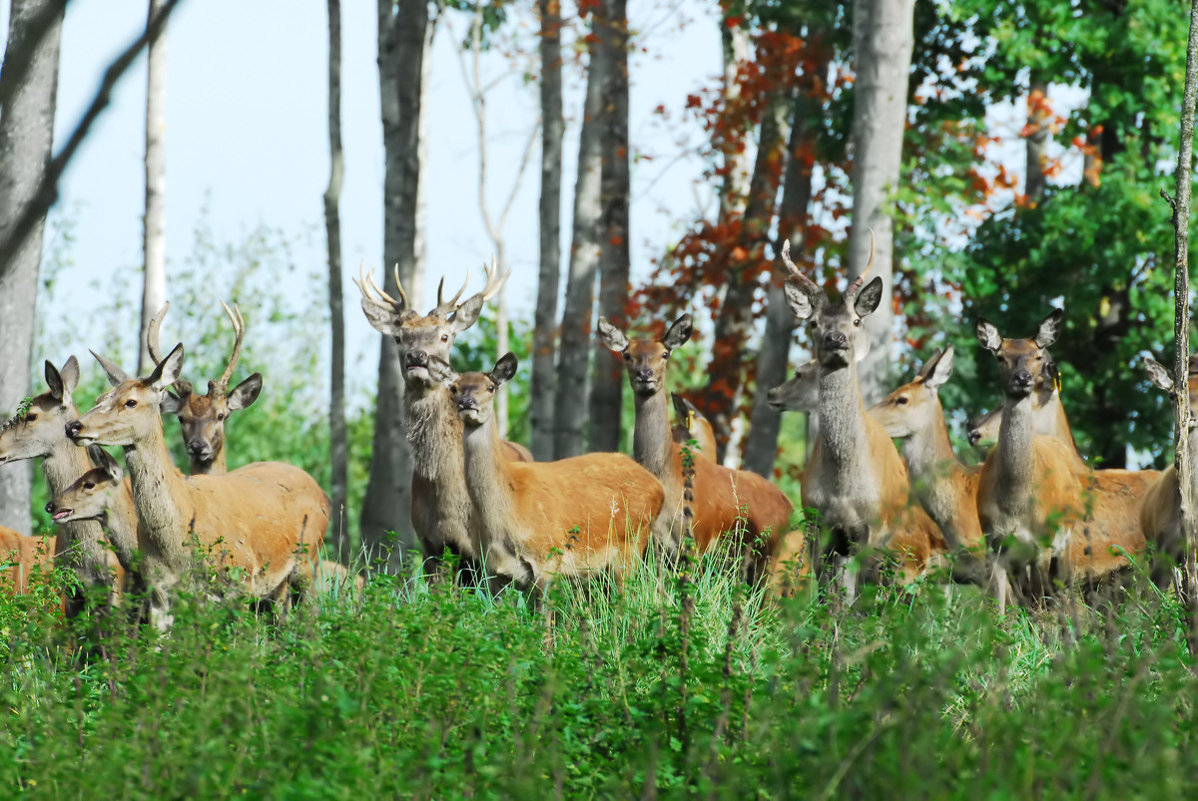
[0,240,1192,630]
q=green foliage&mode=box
[2,552,1197,797]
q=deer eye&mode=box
[622,352,631,361]
[441,334,450,343]
[83,481,95,490]
[124,399,137,408]
[217,413,226,422]
[853,318,862,327]
[662,350,671,360]
[449,385,458,395]
[488,385,495,393]
[896,396,908,405]
[24,413,37,422]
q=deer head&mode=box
[356,258,508,390]
[0,357,82,464]
[766,358,821,412]
[67,344,186,448]
[869,347,955,439]
[45,445,123,525]
[148,301,262,471]
[448,353,519,428]
[975,309,1064,400]
[779,240,882,370]
[596,314,693,397]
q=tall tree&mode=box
[530,0,563,462]
[324,0,349,560]
[847,0,916,404]
[138,0,168,375]
[362,0,430,568]
[0,0,65,534]
[554,2,612,459]
[588,0,630,454]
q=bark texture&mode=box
[325,0,348,559]
[0,0,64,534]
[138,0,168,375]
[530,0,563,461]
[847,0,916,405]
[362,0,429,568]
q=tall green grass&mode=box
[0,550,1194,799]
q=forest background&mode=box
[0,0,1192,566]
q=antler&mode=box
[146,301,170,366]
[213,301,246,395]
[354,262,410,314]
[780,239,821,298]
[844,229,876,303]
[479,254,509,302]
[432,270,470,317]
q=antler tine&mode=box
[780,239,821,296]
[216,301,247,394]
[392,263,410,310]
[480,254,510,302]
[845,229,876,302]
[146,301,170,365]
[433,270,470,314]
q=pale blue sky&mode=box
[4,0,722,392]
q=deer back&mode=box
[0,528,54,594]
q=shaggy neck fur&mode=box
[123,423,191,568]
[460,415,517,554]
[817,364,870,476]
[633,390,673,481]
[995,393,1036,508]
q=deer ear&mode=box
[87,444,122,481]
[227,373,263,411]
[160,392,183,415]
[449,295,486,333]
[853,277,884,317]
[360,297,402,338]
[91,350,130,387]
[784,281,816,321]
[596,317,629,354]
[663,314,693,351]
[491,352,519,385]
[47,356,80,401]
[1034,308,1065,348]
[1144,356,1174,392]
[975,319,1002,353]
[148,343,184,392]
[922,347,955,390]
[425,356,459,386]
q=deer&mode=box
[432,353,664,593]
[766,358,821,415]
[1139,355,1198,590]
[0,526,54,594]
[670,394,718,462]
[866,347,988,586]
[147,301,262,475]
[774,241,946,593]
[0,357,124,612]
[355,260,532,580]
[597,314,793,582]
[66,344,330,630]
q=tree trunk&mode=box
[324,0,348,560]
[553,6,611,459]
[847,0,916,405]
[530,0,563,462]
[362,0,428,569]
[1169,0,1198,659]
[138,0,168,375]
[588,0,629,454]
[705,94,788,466]
[742,96,818,477]
[0,0,64,534]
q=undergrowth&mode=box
[0,550,1194,799]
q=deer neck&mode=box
[995,393,1036,493]
[101,484,141,570]
[403,383,465,483]
[817,364,871,472]
[191,449,226,475]
[460,415,515,545]
[632,389,672,480]
[899,399,962,481]
[123,423,189,546]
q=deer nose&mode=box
[635,368,653,383]
[44,501,55,514]
[187,439,210,457]
[456,395,477,412]
[1013,369,1033,389]
[65,420,83,439]
[823,331,848,349]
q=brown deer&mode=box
[66,344,330,630]
[670,394,717,462]
[975,310,1086,611]
[434,353,664,592]
[1140,355,1198,589]
[867,347,988,585]
[775,241,946,592]
[0,527,54,594]
[0,357,124,611]
[765,358,821,414]
[148,301,262,475]
[355,261,531,579]
[45,445,140,579]
[597,314,793,581]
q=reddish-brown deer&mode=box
[598,314,793,581]
[147,301,262,475]
[775,241,946,592]
[670,394,718,463]
[66,345,329,630]
[0,357,124,611]
[356,260,531,580]
[435,353,664,592]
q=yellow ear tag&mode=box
[685,410,695,431]
[1054,374,1062,393]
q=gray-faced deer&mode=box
[1140,355,1198,589]
[0,357,124,611]
[147,301,262,475]
[598,314,793,581]
[356,260,531,579]
[670,394,717,462]
[766,358,821,414]
[867,347,987,585]
[775,241,946,592]
[975,310,1085,611]
[66,344,330,630]
[435,353,664,593]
